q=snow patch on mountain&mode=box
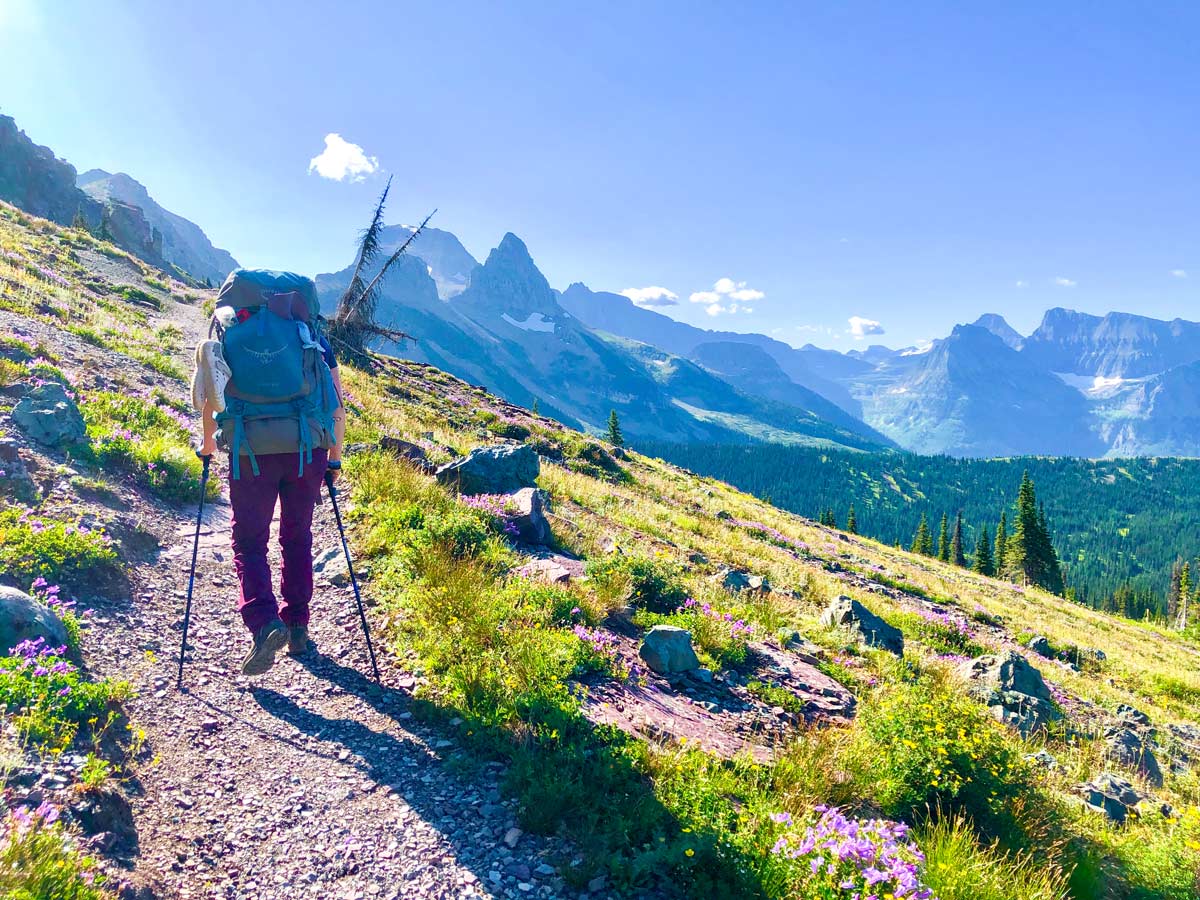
[1054,372,1131,395]
[501,312,556,333]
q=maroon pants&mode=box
[229,449,328,634]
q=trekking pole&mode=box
[177,453,212,690]
[325,470,381,682]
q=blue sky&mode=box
[1,0,1196,349]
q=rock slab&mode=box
[435,444,539,495]
[12,382,85,446]
[638,625,700,674]
[507,487,550,545]
[957,651,1060,736]
[819,595,904,655]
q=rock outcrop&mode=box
[507,487,551,545]
[819,595,904,655]
[12,382,86,446]
[957,651,1060,736]
[436,444,539,495]
[638,625,700,675]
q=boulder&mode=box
[0,438,37,502]
[638,625,700,674]
[1116,703,1151,726]
[12,382,85,447]
[0,586,69,654]
[378,435,433,472]
[713,567,770,593]
[1079,773,1149,825]
[1105,727,1163,787]
[1028,635,1054,658]
[956,651,1060,736]
[435,444,539,495]
[819,595,904,656]
[507,487,551,545]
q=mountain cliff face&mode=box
[78,170,238,283]
[0,115,101,228]
[1021,308,1200,379]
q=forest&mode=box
[643,442,1200,618]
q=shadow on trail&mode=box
[266,652,769,900]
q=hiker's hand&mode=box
[326,464,341,484]
[198,436,216,458]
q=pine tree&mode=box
[973,524,994,577]
[912,513,933,556]
[994,512,1008,574]
[937,512,950,562]
[951,511,967,567]
[846,504,858,535]
[1167,558,1183,624]
[1002,472,1064,594]
[606,409,624,447]
[531,398,540,416]
[71,208,89,231]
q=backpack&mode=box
[210,269,341,479]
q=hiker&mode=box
[192,270,345,676]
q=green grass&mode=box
[0,509,118,588]
[0,809,108,899]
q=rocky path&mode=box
[87,491,582,900]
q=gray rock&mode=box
[507,487,551,545]
[312,547,349,587]
[1079,773,1149,825]
[1116,703,1151,726]
[1024,749,1059,770]
[638,625,700,674]
[435,444,539,495]
[956,651,1060,736]
[378,435,433,471]
[819,595,904,656]
[1106,727,1163,787]
[0,586,69,655]
[690,668,715,684]
[713,568,770,593]
[1028,635,1054,658]
[12,382,86,447]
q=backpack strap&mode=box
[225,401,260,481]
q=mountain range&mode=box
[315,223,1200,458]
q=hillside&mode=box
[1,201,1199,899]
[646,443,1200,614]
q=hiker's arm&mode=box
[329,368,346,479]
[199,397,217,457]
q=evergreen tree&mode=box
[912,513,933,556]
[71,208,89,231]
[1168,558,1183,624]
[937,512,950,562]
[951,511,967,567]
[973,524,994,577]
[1002,472,1064,594]
[531,397,540,416]
[846,504,858,535]
[606,409,624,447]
[994,512,1008,574]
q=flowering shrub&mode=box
[0,508,117,587]
[767,806,935,899]
[0,802,106,899]
[79,390,212,503]
[461,493,521,538]
[31,577,92,651]
[0,637,129,749]
[897,609,987,658]
[572,625,629,678]
[817,651,879,694]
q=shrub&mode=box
[916,814,1070,900]
[115,284,160,309]
[0,509,118,587]
[892,609,988,659]
[79,391,213,503]
[0,805,107,899]
[586,554,688,613]
[0,358,24,387]
[0,638,129,750]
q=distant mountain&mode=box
[316,232,891,450]
[973,313,1024,350]
[78,170,237,283]
[0,115,102,229]
[363,224,478,299]
[1021,308,1200,379]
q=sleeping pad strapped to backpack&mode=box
[210,269,341,479]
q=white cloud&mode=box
[1053,276,1077,287]
[1015,280,1028,289]
[848,316,885,339]
[689,277,765,315]
[308,133,380,181]
[620,286,678,307]
[1171,269,1188,279]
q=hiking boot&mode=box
[241,619,288,676]
[286,625,312,656]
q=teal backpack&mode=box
[210,269,341,479]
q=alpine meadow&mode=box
[1,5,1200,900]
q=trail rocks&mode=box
[507,487,550,544]
[514,550,584,584]
[713,567,770,593]
[956,651,1060,736]
[0,585,69,652]
[638,625,700,674]
[1078,773,1150,825]
[1105,727,1163,787]
[819,595,904,656]
[70,787,137,853]
[436,444,539,494]
[12,381,86,446]
[312,546,349,587]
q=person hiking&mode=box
[191,270,345,676]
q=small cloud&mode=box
[308,133,380,182]
[690,277,765,315]
[1171,269,1188,279]
[620,286,678,307]
[1053,276,1077,287]
[1015,280,1028,289]
[848,316,885,339]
